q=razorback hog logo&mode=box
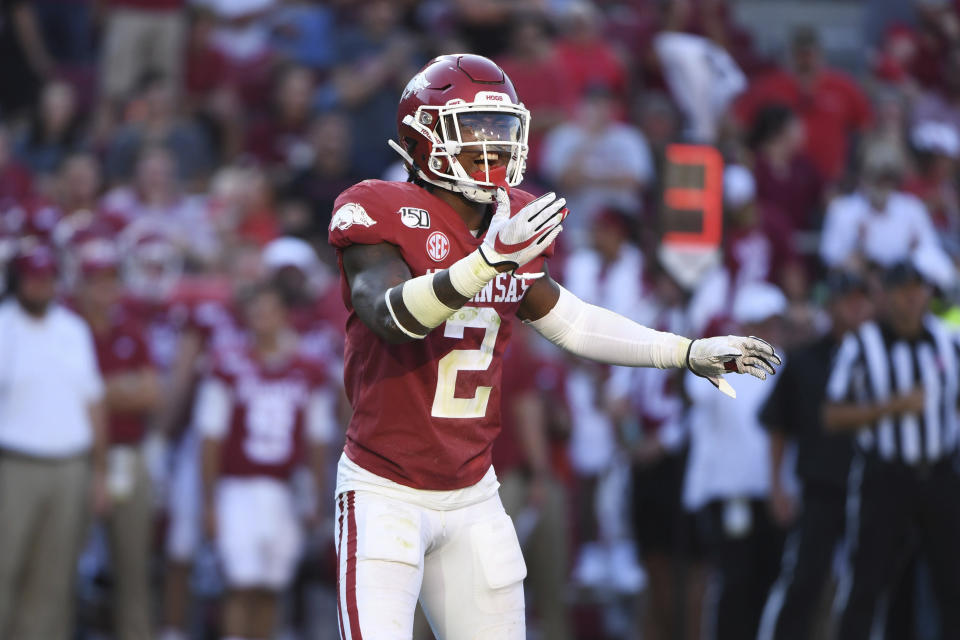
[426,231,450,262]
[330,203,377,231]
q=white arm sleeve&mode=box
[195,378,232,440]
[306,388,337,444]
[526,285,691,369]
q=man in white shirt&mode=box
[0,244,108,640]
[541,86,655,246]
[820,144,941,270]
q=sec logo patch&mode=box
[426,231,450,262]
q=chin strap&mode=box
[386,139,495,203]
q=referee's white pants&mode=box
[333,488,527,640]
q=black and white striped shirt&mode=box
[826,315,959,465]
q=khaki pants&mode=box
[100,8,186,99]
[0,452,90,640]
[105,447,154,640]
[499,470,573,640]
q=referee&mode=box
[824,260,960,639]
[757,271,872,640]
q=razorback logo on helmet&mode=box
[401,72,431,100]
[398,207,430,229]
[330,203,377,231]
[426,231,450,262]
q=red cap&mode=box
[12,244,58,278]
[77,237,119,276]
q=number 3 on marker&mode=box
[662,144,724,249]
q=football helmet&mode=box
[390,54,530,203]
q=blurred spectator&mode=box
[819,142,939,271]
[262,236,345,375]
[904,120,960,256]
[563,211,648,594]
[266,0,338,71]
[102,146,218,266]
[635,91,681,162]
[451,0,541,58]
[284,112,360,235]
[0,125,35,201]
[735,26,872,183]
[14,81,85,181]
[722,164,807,301]
[104,73,214,186]
[245,65,316,173]
[541,87,654,245]
[496,12,575,173]
[911,47,960,135]
[0,0,55,119]
[51,152,107,230]
[318,0,422,177]
[553,2,628,107]
[32,0,94,67]
[607,259,708,640]
[757,270,871,640]
[99,0,186,104]
[0,244,107,640]
[683,281,787,640]
[74,236,160,640]
[208,165,282,249]
[747,104,825,237]
[494,328,573,640]
[197,282,332,640]
[203,1,277,111]
[653,6,746,144]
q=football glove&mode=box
[479,188,566,278]
[685,335,781,397]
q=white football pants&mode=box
[334,488,527,640]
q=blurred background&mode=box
[2,0,960,639]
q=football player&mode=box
[196,282,334,640]
[328,53,781,640]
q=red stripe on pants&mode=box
[346,491,363,639]
[336,494,346,640]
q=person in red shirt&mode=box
[747,103,825,236]
[196,281,333,640]
[553,2,628,107]
[75,235,161,640]
[496,12,575,175]
[735,26,872,183]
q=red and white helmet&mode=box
[390,54,530,203]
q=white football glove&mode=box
[685,335,781,397]
[479,188,566,278]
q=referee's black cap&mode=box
[825,269,868,299]
[882,260,927,288]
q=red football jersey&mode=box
[212,349,326,480]
[328,180,554,490]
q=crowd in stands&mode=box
[2,0,960,639]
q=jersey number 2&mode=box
[432,307,501,419]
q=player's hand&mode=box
[686,335,781,397]
[687,335,780,379]
[479,188,566,277]
[889,387,925,415]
